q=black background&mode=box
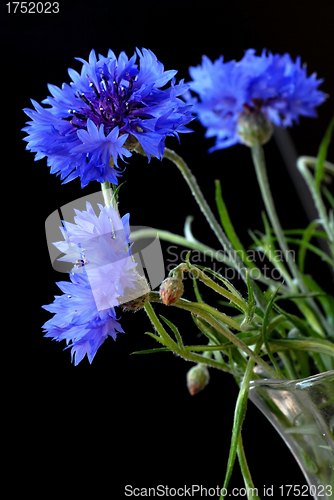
[3,1,334,498]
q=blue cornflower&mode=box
[42,272,124,365]
[188,49,327,150]
[23,48,193,187]
[42,202,147,365]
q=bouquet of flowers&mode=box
[23,47,334,498]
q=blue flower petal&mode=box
[188,49,327,151]
[23,48,193,187]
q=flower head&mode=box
[53,201,146,310]
[43,202,149,365]
[23,48,193,187]
[42,272,124,365]
[188,49,326,150]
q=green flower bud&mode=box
[237,108,273,147]
[187,363,210,395]
[159,277,184,305]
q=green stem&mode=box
[172,262,248,313]
[131,228,287,291]
[131,228,234,267]
[180,350,232,372]
[187,301,245,331]
[163,148,247,276]
[237,434,261,500]
[101,180,118,211]
[277,351,298,379]
[251,143,299,286]
[251,144,330,337]
[134,144,265,307]
[221,336,263,498]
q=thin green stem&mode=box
[180,350,233,372]
[131,228,233,266]
[297,155,334,175]
[251,143,300,286]
[163,148,247,277]
[101,180,118,211]
[131,227,288,291]
[251,143,330,337]
[172,262,248,313]
[101,180,112,207]
[237,434,261,500]
[221,336,263,498]
[134,144,265,307]
[277,351,298,379]
[184,301,245,331]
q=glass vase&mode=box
[248,370,334,499]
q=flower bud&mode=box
[159,277,184,305]
[187,364,210,395]
[237,108,273,147]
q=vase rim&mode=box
[249,369,334,389]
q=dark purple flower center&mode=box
[65,73,152,135]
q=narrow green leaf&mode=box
[144,331,170,346]
[195,264,244,303]
[272,303,323,339]
[112,181,126,202]
[192,314,226,344]
[294,349,312,378]
[144,302,179,350]
[159,315,184,349]
[242,270,256,326]
[262,286,284,377]
[283,228,328,238]
[215,179,257,270]
[246,270,255,309]
[275,292,326,301]
[221,337,263,497]
[186,253,204,303]
[261,211,274,244]
[217,300,244,309]
[185,250,192,265]
[236,434,261,500]
[298,221,318,273]
[131,347,171,355]
[323,186,334,209]
[283,237,334,267]
[315,116,334,190]
[302,275,334,331]
[268,337,334,359]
